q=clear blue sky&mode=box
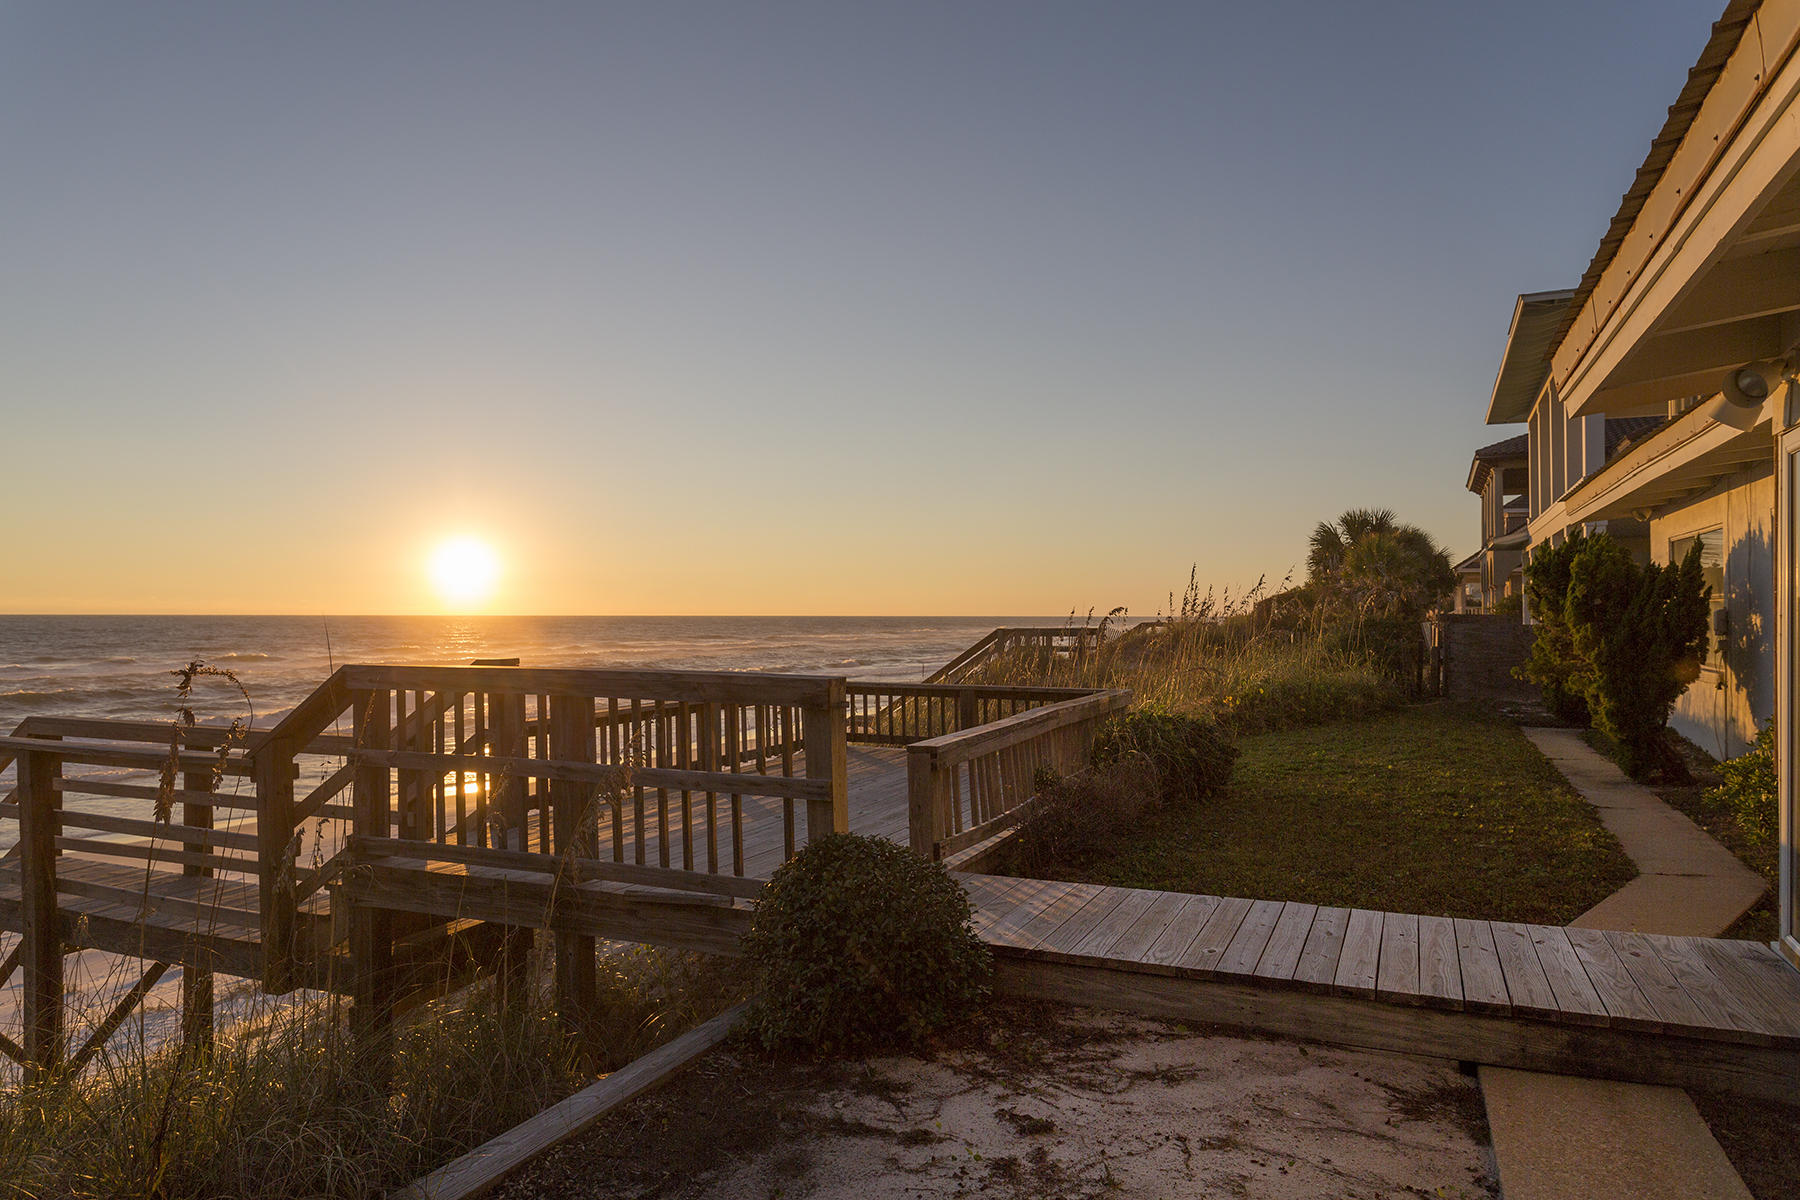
[0,2,1724,614]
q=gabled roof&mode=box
[1486,290,1576,424]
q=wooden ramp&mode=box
[956,875,1800,1101]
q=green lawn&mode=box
[1072,703,1638,925]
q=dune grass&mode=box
[1050,703,1637,924]
[0,944,742,1200]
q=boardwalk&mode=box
[3,661,1797,1100]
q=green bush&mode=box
[742,834,992,1056]
[1091,709,1237,803]
[996,755,1163,880]
[1521,531,1592,726]
[1707,724,1778,846]
[1565,536,1710,779]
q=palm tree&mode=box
[1306,508,1453,618]
[1307,508,1397,580]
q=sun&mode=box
[428,536,501,609]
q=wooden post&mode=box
[957,688,979,733]
[548,695,598,1033]
[802,680,849,841]
[349,689,396,1069]
[180,767,215,1055]
[255,735,298,994]
[18,746,62,1079]
[492,694,529,850]
[906,745,941,858]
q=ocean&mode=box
[0,614,1067,737]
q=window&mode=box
[1670,529,1726,667]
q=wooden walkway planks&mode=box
[949,877,1800,1053]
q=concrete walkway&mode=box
[1525,728,1766,936]
[1480,727,1768,1200]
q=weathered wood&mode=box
[1453,919,1511,1015]
[802,679,848,839]
[1374,911,1420,1004]
[342,665,838,707]
[18,748,63,1076]
[1216,898,1285,977]
[1332,909,1384,998]
[1291,906,1350,992]
[1416,914,1463,1009]
[1142,893,1225,970]
[1178,895,1254,976]
[993,958,1800,1102]
[180,767,216,1055]
[1527,925,1608,1025]
[549,695,599,1027]
[392,1004,746,1200]
[348,689,397,1059]
[1251,902,1317,982]
[1606,930,1708,1029]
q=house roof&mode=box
[1545,1,1760,363]
[1485,290,1576,425]
[1473,433,1529,462]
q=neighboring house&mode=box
[1462,430,1530,610]
[1471,0,1800,966]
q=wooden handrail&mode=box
[923,626,1103,685]
[905,688,1132,861]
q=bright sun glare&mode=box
[429,536,501,609]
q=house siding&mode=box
[1650,463,1775,760]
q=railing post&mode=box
[802,679,848,839]
[492,693,529,850]
[348,688,396,1064]
[548,694,598,1031]
[180,765,215,1055]
[18,746,63,1079]
[906,745,942,859]
[255,735,298,994]
[956,688,978,733]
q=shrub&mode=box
[1091,710,1236,803]
[741,834,991,1056]
[996,755,1164,880]
[1564,535,1710,779]
[1521,531,1592,726]
[1707,723,1778,846]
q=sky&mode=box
[0,2,1726,615]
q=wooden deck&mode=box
[347,744,1800,1097]
[956,874,1800,1100]
[6,660,1797,1099]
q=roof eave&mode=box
[1486,289,1577,425]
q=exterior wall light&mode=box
[1702,359,1790,430]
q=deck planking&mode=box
[22,733,1800,1086]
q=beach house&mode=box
[1471,0,1800,967]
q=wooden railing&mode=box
[924,626,1102,685]
[247,665,850,986]
[845,682,1099,746]
[905,687,1132,863]
[0,724,270,1075]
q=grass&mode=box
[1043,703,1637,924]
[973,618,1401,735]
[0,944,744,1200]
